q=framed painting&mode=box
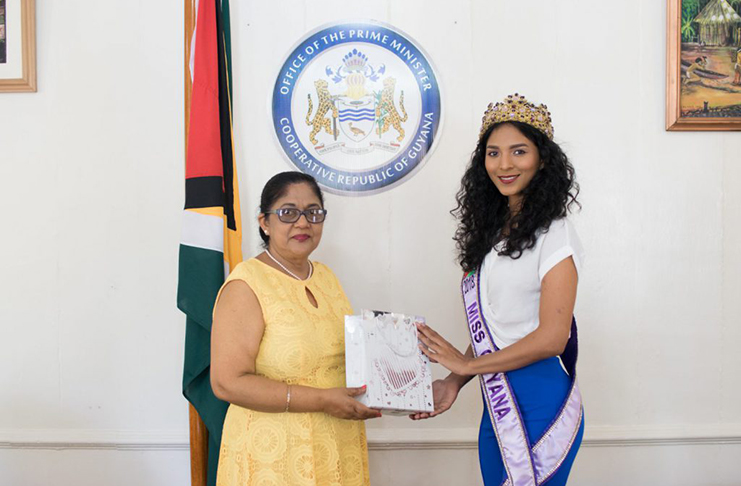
[667,0,741,130]
[0,0,36,92]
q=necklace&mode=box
[265,250,313,281]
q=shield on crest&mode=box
[338,95,376,143]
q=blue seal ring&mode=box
[272,22,442,195]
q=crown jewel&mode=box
[479,93,554,140]
[343,49,368,72]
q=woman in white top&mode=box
[413,94,584,486]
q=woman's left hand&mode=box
[416,322,472,377]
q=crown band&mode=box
[479,93,554,140]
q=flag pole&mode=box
[189,405,208,486]
[184,1,208,485]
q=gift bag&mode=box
[345,309,434,414]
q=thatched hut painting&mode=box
[694,0,741,46]
[677,0,741,119]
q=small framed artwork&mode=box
[666,0,741,130]
[0,0,36,93]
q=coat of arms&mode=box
[272,22,441,195]
[305,49,408,155]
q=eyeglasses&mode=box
[264,208,328,224]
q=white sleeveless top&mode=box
[479,218,584,349]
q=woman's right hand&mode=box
[322,386,383,420]
[409,378,461,420]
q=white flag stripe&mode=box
[181,210,224,253]
[189,0,200,83]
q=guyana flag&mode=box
[177,0,241,485]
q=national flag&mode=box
[177,0,241,485]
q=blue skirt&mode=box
[478,357,584,486]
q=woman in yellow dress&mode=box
[211,171,380,486]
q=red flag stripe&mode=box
[186,0,224,180]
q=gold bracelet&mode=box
[285,384,291,413]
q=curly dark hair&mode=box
[452,121,580,272]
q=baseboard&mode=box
[2,424,740,451]
[0,429,189,451]
[366,424,741,450]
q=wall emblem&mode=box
[272,22,442,195]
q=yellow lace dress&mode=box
[215,258,370,486]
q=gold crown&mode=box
[479,93,554,140]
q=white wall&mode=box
[1,0,740,485]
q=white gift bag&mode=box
[345,309,434,414]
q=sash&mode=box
[462,270,583,486]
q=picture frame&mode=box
[666,0,741,131]
[0,0,36,93]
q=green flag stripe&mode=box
[221,0,232,107]
[177,244,225,330]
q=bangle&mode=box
[285,385,291,412]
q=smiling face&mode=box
[484,123,542,210]
[258,182,324,261]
